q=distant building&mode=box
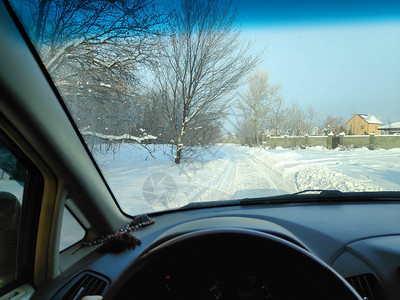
[378,121,400,135]
[346,114,383,135]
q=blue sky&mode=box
[231,0,400,123]
[232,0,400,27]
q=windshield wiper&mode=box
[240,189,343,205]
[177,191,400,211]
[240,190,400,205]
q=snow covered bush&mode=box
[336,144,355,151]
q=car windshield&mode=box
[8,0,400,215]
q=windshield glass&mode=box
[9,0,400,215]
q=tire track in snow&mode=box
[184,145,294,204]
[229,147,296,194]
[185,150,239,203]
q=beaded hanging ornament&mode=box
[81,214,155,250]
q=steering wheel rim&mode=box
[105,228,362,299]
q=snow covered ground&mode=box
[93,143,400,216]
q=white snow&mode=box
[358,114,383,124]
[93,143,400,216]
[265,147,400,193]
[379,121,400,129]
[81,131,157,143]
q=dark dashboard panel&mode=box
[346,236,400,299]
[116,229,340,300]
[35,202,400,299]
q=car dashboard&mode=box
[32,201,400,299]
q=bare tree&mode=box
[269,96,285,136]
[153,0,261,163]
[236,118,254,146]
[16,0,166,72]
[322,115,346,135]
[11,0,167,146]
[282,102,316,136]
[238,70,281,145]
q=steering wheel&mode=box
[104,229,362,299]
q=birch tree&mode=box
[282,102,317,136]
[238,70,281,145]
[154,0,260,163]
[269,96,285,136]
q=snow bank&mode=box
[262,147,400,193]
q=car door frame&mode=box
[0,0,131,296]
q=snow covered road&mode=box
[94,143,400,215]
[183,146,296,203]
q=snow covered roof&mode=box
[378,121,400,130]
[357,114,383,124]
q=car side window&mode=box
[60,207,85,252]
[0,138,26,289]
